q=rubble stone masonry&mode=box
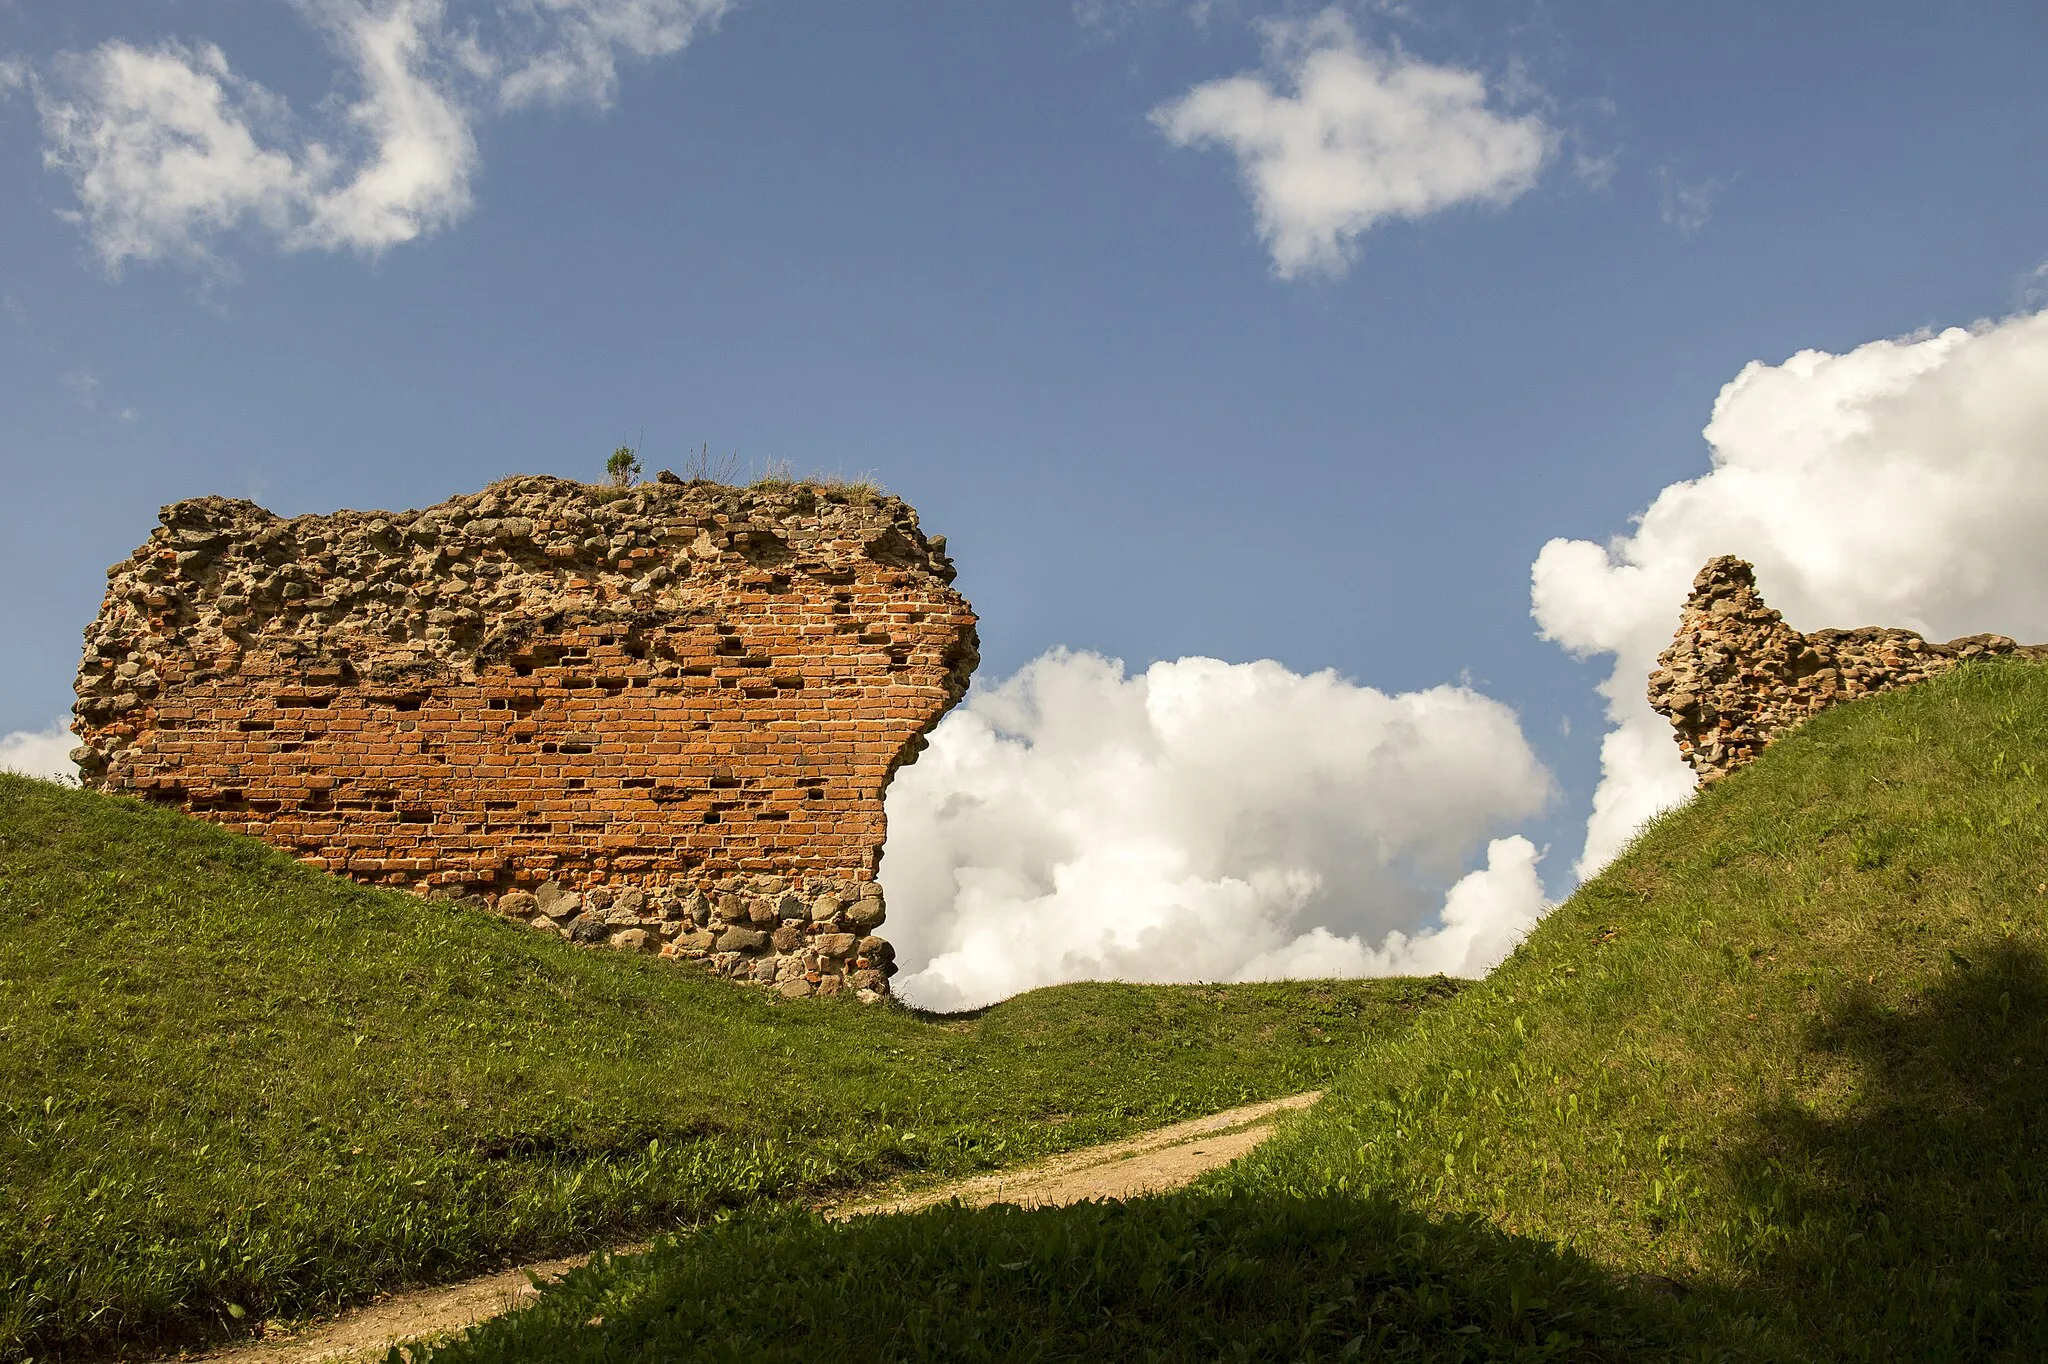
[72,474,979,1000]
[1648,555,2044,782]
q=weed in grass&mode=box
[748,457,797,492]
[744,459,883,502]
[644,443,882,501]
[808,470,885,504]
[678,442,742,485]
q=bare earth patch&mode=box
[164,1090,1319,1364]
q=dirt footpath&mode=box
[160,1251,615,1364]
[169,1090,1321,1364]
[825,1089,1321,1217]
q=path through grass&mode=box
[432,661,2048,1362]
[0,775,1450,1361]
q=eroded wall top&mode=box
[73,474,978,999]
[1648,555,2040,781]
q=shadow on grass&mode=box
[1717,938,2048,1361]
[428,1192,1708,1363]
[416,946,2048,1362]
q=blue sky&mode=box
[4,1,2047,996]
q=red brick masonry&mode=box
[73,475,978,999]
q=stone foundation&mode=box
[469,871,895,1001]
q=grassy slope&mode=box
[1234,658,2048,1357]
[0,775,1447,1361]
[441,661,2048,1363]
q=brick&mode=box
[72,475,978,1001]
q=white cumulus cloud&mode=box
[1534,306,2048,875]
[37,38,314,268]
[29,0,728,270]
[880,650,1552,1012]
[1150,8,1553,279]
[0,724,78,784]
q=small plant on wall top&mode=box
[606,445,643,488]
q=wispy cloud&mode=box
[2020,259,2048,309]
[27,0,730,272]
[1151,8,1554,279]
[60,366,99,404]
[1074,0,1226,38]
[494,0,730,108]
[56,362,136,419]
[1655,162,1723,237]
[1572,148,1617,191]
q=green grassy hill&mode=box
[0,775,1443,1361]
[435,661,2048,1363]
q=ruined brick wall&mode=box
[72,474,978,1000]
[1648,555,2043,781]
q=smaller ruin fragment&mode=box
[1648,555,2045,781]
[72,474,978,1000]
